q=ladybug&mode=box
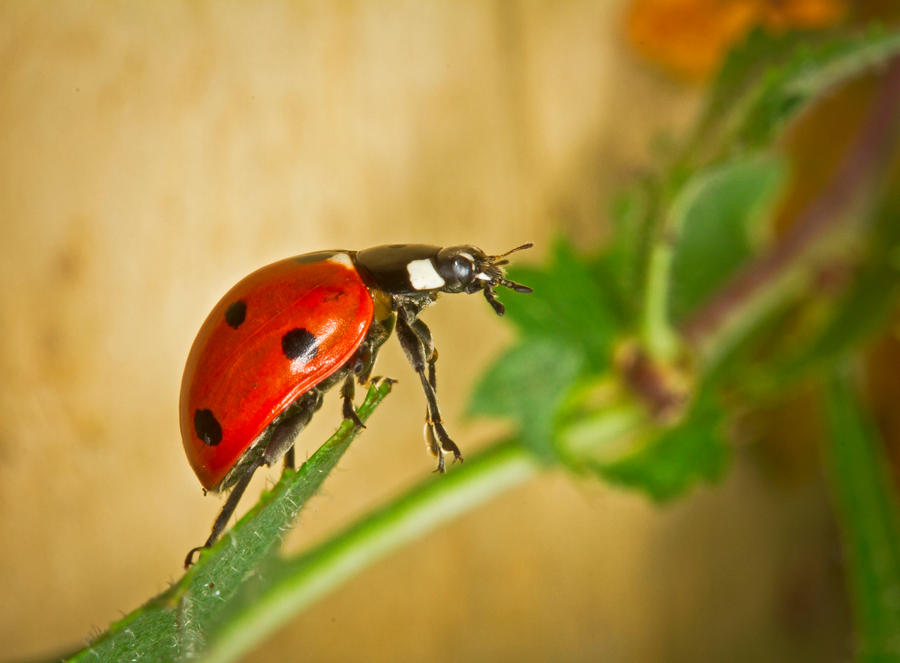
[181,243,532,566]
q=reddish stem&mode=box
[682,57,900,347]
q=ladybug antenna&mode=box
[490,242,533,262]
[475,242,533,315]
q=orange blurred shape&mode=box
[626,0,847,80]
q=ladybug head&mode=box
[434,243,533,315]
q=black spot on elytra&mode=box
[282,328,318,362]
[224,300,247,329]
[194,409,222,446]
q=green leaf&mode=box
[595,393,730,502]
[788,192,900,370]
[823,371,900,659]
[722,190,900,399]
[668,154,787,320]
[500,238,623,370]
[468,337,584,461]
[696,28,810,144]
[737,28,900,151]
[595,180,658,320]
[68,381,393,663]
[693,27,900,160]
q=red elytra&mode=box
[180,254,373,491]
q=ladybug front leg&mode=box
[395,308,462,472]
[410,319,441,461]
[410,318,438,393]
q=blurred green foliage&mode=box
[471,26,900,503]
[667,154,785,321]
[466,24,900,662]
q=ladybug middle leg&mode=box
[395,307,462,472]
[340,373,366,429]
[338,322,392,428]
[184,389,323,568]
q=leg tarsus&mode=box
[184,455,264,569]
[424,421,441,457]
[431,419,462,459]
[283,446,295,471]
[341,372,366,428]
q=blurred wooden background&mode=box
[0,2,850,661]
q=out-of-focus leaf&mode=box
[669,154,787,320]
[736,27,900,151]
[500,238,623,371]
[594,392,729,502]
[467,338,584,462]
[694,28,819,148]
[789,192,900,366]
[823,371,900,659]
[692,27,900,161]
[595,181,656,321]
[728,191,900,398]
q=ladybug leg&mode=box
[184,454,265,568]
[410,319,438,391]
[410,319,442,463]
[184,391,322,568]
[341,372,366,428]
[396,309,463,472]
[354,314,394,386]
[482,287,505,316]
[283,446,295,471]
[263,391,323,468]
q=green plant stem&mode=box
[201,440,539,663]
[640,242,679,361]
[823,371,900,658]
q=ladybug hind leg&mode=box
[184,390,322,568]
[264,390,323,468]
[184,453,265,568]
[396,308,462,472]
[283,445,295,471]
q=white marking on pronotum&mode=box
[328,252,354,269]
[475,272,491,281]
[407,258,445,290]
